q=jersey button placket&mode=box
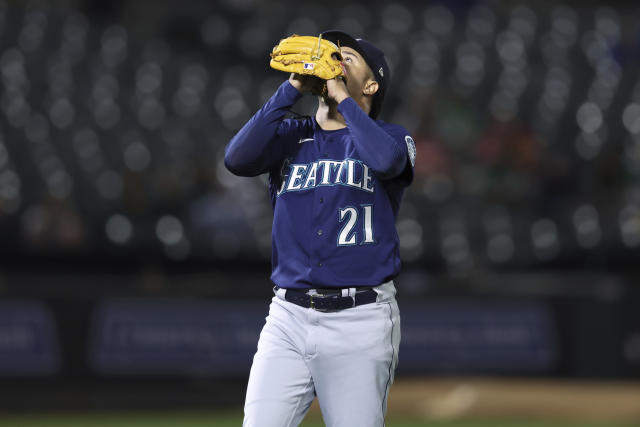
[316,228,323,267]
[312,144,327,272]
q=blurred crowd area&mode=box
[0,0,639,275]
[1,1,640,408]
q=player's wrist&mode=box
[288,73,306,92]
[334,93,350,105]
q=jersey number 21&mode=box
[338,205,375,246]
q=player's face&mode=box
[339,47,378,99]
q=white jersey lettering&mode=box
[346,160,362,188]
[319,160,336,185]
[278,158,375,197]
[333,161,345,185]
[287,164,308,191]
[362,164,374,193]
[303,162,318,189]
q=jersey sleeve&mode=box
[337,97,414,183]
[224,80,305,177]
[380,122,415,187]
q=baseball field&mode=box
[2,378,638,427]
[0,413,636,427]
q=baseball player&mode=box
[225,30,415,427]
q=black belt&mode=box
[275,286,377,311]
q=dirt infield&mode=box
[306,377,640,423]
[388,377,640,422]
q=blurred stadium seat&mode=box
[0,1,639,419]
[0,0,637,274]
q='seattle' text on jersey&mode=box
[277,157,375,196]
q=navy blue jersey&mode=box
[225,81,415,289]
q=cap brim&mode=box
[321,31,371,67]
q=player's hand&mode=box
[326,76,350,104]
[289,73,323,94]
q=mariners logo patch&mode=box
[405,135,416,167]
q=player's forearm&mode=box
[337,98,406,179]
[224,81,302,176]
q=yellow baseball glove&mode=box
[270,34,344,81]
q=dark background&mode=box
[0,0,639,412]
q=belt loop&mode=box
[342,287,356,307]
[340,287,357,298]
[276,287,287,300]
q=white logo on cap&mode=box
[379,67,384,77]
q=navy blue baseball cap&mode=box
[321,30,390,120]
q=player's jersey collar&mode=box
[312,116,349,134]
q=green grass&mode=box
[0,412,636,427]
